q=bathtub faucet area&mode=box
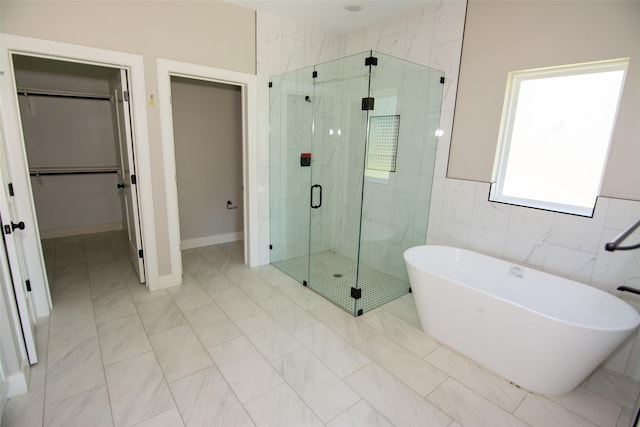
[403,245,640,396]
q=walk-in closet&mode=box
[13,55,145,283]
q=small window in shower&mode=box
[366,115,400,182]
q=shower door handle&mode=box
[310,184,322,209]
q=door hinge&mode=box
[350,287,362,300]
[3,224,11,235]
[138,249,144,259]
[365,55,378,67]
[312,70,318,79]
[361,97,375,111]
[268,82,273,88]
[269,244,273,250]
[25,280,31,292]
[440,76,445,84]
[131,174,137,185]
[7,183,14,196]
[124,91,130,102]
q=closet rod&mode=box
[17,87,112,101]
[29,167,119,176]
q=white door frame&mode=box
[0,34,158,316]
[156,59,258,285]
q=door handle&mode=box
[11,221,25,231]
[310,184,322,209]
[117,183,126,189]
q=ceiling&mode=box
[225,0,435,34]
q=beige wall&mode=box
[1,1,256,274]
[171,77,243,243]
[448,1,640,201]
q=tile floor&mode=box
[2,231,639,427]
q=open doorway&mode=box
[170,77,244,251]
[12,55,146,286]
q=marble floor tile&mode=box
[148,325,213,382]
[104,351,175,427]
[380,294,421,328]
[195,245,227,264]
[130,408,184,427]
[357,333,448,397]
[210,287,261,321]
[243,383,324,427]
[47,306,98,351]
[235,273,280,302]
[272,278,329,311]
[181,249,211,275]
[207,336,283,402]
[271,347,361,422]
[135,293,186,335]
[587,369,640,410]
[218,258,254,284]
[514,394,597,427]
[294,323,370,379]
[1,366,46,427]
[192,266,236,296]
[258,294,318,333]
[166,275,213,312]
[89,277,127,302]
[325,400,394,427]
[425,346,527,412]
[310,304,379,346]
[126,281,166,304]
[183,302,243,348]
[235,311,302,361]
[252,264,293,287]
[43,385,113,427]
[551,385,623,427]
[44,337,105,406]
[427,378,528,427]
[97,314,152,366]
[346,363,451,427]
[363,309,440,357]
[92,288,137,324]
[169,366,255,426]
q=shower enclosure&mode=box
[269,51,444,316]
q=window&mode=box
[490,59,628,216]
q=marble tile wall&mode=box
[258,0,640,382]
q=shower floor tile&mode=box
[272,250,410,315]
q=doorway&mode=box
[170,77,244,250]
[12,55,146,285]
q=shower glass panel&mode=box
[269,65,314,283]
[308,52,371,314]
[356,52,444,314]
[270,51,444,316]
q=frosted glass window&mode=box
[490,59,628,216]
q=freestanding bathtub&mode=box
[404,245,640,395]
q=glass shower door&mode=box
[269,66,314,283]
[307,52,371,315]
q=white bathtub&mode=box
[404,245,640,395]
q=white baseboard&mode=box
[181,232,243,250]
[6,361,28,398]
[40,222,123,239]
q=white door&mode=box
[112,69,145,283]
[0,118,38,364]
